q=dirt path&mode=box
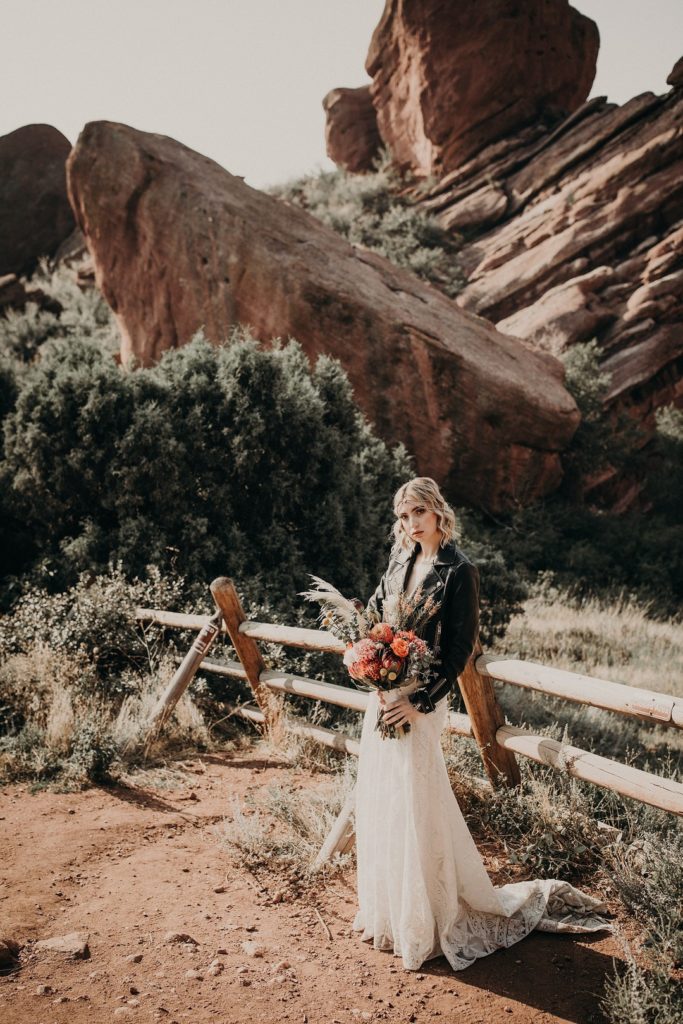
[1,750,636,1024]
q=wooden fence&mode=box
[138,577,683,840]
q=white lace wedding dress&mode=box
[352,680,612,972]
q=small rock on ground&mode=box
[241,940,265,957]
[163,931,198,945]
[34,931,90,959]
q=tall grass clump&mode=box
[0,567,212,786]
[493,580,683,775]
[272,150,465,298]
[216,757,357,884]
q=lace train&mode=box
[352,688,612,972]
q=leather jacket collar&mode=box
[386,538,459,606]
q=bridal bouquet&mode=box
[298,576,441,739]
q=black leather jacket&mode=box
[365,538,480,714]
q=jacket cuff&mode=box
[408,687,437,714]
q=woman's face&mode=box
[397,497,440,548]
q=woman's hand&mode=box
[378,691,422,728]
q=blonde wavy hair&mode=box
[390,477,457,553]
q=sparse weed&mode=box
[216,756,356,883]
[601,948,683,1024]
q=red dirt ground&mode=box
[1,748,639,1024]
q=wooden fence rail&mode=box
[137,579,683,827]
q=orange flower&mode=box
[370,622,394,643]
[390,637,410,658]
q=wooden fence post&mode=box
[458,639,521,788]
[144,610,223,750]
[314,785,357,868]
[209,576,282,730]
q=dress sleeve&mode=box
[410,561,480,712]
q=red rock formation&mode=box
[322,86,381,173]
[324,1,681,505]
[0,124,75,277]
[66,121,580,513]
[397,64,683,507]
[362,0,598,178]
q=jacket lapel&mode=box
[387,539,457,605]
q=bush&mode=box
[606,832,683,969]
[0,642,214,788]
[1,329,411,609]
[602,956,683,1024]
[559,339,624,490]
[0,260,117,363]
[451,342,683,618]
[453,518,528,645]
[0,564,186,692]
[272,151,465,298]
[0,566,216,785]
[601,829,683,1024]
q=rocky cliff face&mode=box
[325,0,683,499]
[326,0,598,180]
[426,75,683,450]
[66,120,579,513]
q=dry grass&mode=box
[496,590,683,696]
[215,752,356,882]
[112,653,212,754]
[0,647,214,785]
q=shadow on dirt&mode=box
[419,930,619,1022]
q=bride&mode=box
[352,476,611,972]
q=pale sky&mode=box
[3,0,682,189]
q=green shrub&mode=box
[452,521,528,645]
[0,564,186,692]
[1,329,411,608]
[0,261,117,363]
[559,338,623,490]
[453,342,683,618]
[272,151,465,298]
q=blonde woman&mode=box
[352,476,611,971]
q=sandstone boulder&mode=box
[322,86,382,173]
[389,81,683,459]
[0,124,75,276]
[444,87,683,437]
[67,121,580,512]
[321,10,682,508]
[364,0,598,178]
